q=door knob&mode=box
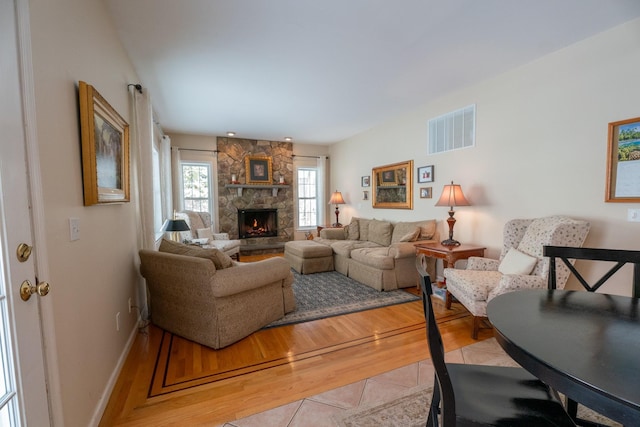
[20,280,50,301]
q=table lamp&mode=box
[435,181,470,246]
[329,190,345,227]
[162,219,190,242]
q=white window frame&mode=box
[180,161,213,214]
[296,167,318,229]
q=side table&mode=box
[414,242,486,306]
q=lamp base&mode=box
[332,222,342,227]
[440,238,461,247]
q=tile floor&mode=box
[219,338,516,427]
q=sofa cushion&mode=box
[403,219,437,240]
[159,238,233,269]
[355,218,372,241]
[368,220,393,246]
[345,218,359,240]
[391,222,420,243]
[498,247,537,275]
[351,247,395,270]
[330,240,381,258]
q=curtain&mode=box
[160,135,173,219]
[131,89,155,251]
[171,146,183,212]
[316,155,327,226]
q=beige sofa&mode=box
[313,218,438,291]
[139,239,295,349]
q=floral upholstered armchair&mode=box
[443,216,590,338]
[175,210,241,260]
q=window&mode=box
[181,162,212,213]
[297,168,317,228]
[428,104,476,154]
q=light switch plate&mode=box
[69,217,80,241]
[627,209,640,222]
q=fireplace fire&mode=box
[237,208,277,239]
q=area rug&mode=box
[265,270,420,328]
[335,383,620,426]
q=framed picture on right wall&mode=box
[417,165,434,183]
[606,116,640,202]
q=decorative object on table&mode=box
[361,175,370,187]
[606,116,640,202]
[362,190,369,201]
[417,165,434,183]
[434,181,470,246]
[161,219,190,242]
[230,173,239,184]
[279,175,285,184]
[244,155,272,185]
[416,254,577,427]
[329,190,346,226]
[420,187,432,199]
[78,81,130,205]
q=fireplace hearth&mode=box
[237,208,277,239]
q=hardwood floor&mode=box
[99,253,491,426]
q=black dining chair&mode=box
[545,245,640,427]
[416,253,576,427]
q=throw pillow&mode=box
[159,238,233,269]
[356,218,372,241]
[399,227,421,242]
[346,218,359,240]
[368,220,393,246]
[197,228,214,241]
[498,247,538,275]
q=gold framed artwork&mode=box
[606,116,640,202]
[78,81,130,205]
[245,155,273,184]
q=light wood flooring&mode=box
[99,253,492,426]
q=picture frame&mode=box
[362,190,369,200]
[417,165,434,183]
[377,169,398,186]
[78,81,130,205]
[245,155,273,184]
[361,175,370,187]
[420,187,433,199]
[606,116,640,202]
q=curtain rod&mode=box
[177,148,219,154]
[292,154,328,159]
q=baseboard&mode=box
[88,322,139,427]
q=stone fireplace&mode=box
[237,208,278,239]
[216,137,293,253]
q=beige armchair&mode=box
[443,216,590,338]
[139,241,295,349]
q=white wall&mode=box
[29,0,141,425]
[329,18,640,295]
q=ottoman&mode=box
[284,240,334,274]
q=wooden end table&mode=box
[414,242,486,307]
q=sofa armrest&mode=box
[212,232,230,240]
[211,257,292,297]
[320,228,346,240]
[467,257,500,271]
[389,242,419,258]
[487,274,547,301]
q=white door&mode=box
[0,0,52,425]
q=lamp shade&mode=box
[329,190,345,205]
[435,182,470,208]
[162,219,190,232]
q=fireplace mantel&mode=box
[225,184,290,197]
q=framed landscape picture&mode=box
[245,155,273,184]
[606,116,640,202]
[78,81,130,205]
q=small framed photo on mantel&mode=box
[417,165,434,183]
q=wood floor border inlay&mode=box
[148,304,469,397]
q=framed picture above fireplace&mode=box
[245,155,273,185]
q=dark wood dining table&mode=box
[487,289,640,426]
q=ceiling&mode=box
[104,0,640,145]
